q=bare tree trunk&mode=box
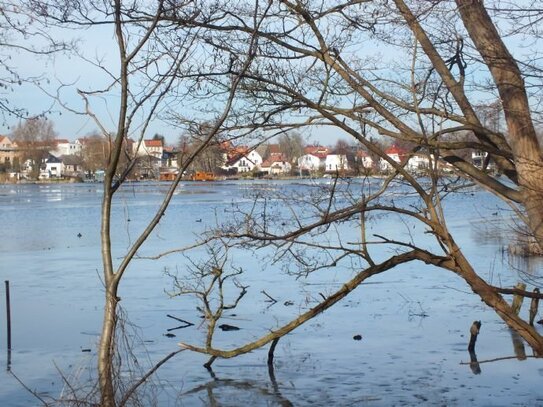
[98,290,118,407]
[97,2,128,404]
[455,0,543,251]
[99,180,119,406]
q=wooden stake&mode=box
[267,338,279,367]
[5,280,11,370]
[511,282,527,315]
[529,288,540,326]
[268,338,280,390]
[468,320,482,352]
[203,356,216,370]
[468,350,481,375]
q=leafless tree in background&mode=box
[11,116,57,179]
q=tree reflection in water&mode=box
[180,362,293,407]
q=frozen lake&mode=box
[1,180,543,406]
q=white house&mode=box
[261,158,292,175]
[134,139,164,159]
[355,150,374,170]
[325,154,349,172]
[75,138,86,152]
[380,145,407,171]
[53,139,81,157]
[224,149,263,173]
[405,153,431,171]
[39,154,63,179]
[297,154,321,172]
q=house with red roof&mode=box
[304,145,329,159]
[222,145,263,173]
[297,145,329,173]
[380,145,408,171]
[133,138,164,159]
[259,144,291,175]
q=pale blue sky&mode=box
[0,10,357,147]
[2,3,536,147]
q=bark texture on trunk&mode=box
[455,0,543,251]
[98,290,119,407]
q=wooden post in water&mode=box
[5,280,11,370]
[468,320,482,352]
[529,288,540,326]
[511,282,527,315]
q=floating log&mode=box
[166,314,194,331]
[261,290,277,304]
[218,324,240,331]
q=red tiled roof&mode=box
[226,146,249,160]
[304,145,329,159]
[385,145,406,156]
[145,139,163,147]
[261,158,288,167]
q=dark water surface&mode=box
[1,180,543,406]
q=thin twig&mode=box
[460,354,538,365]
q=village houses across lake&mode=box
[0,132,492,183]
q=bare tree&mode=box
[11,116,57,179]
[25,1,268,405]
[178,124,228,174]
[333,139,350,155]
[154,0,543,360]
[278,131,305,164]
[80,133,110,174]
